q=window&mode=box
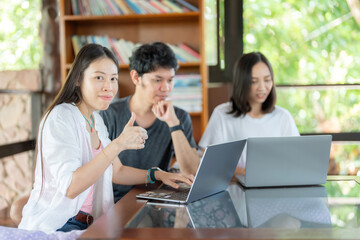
[243,0,360,175]
[0,0,42,70]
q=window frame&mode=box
[208,0,360,142]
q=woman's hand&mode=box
[154,171,194,189]
[115,112,148,152]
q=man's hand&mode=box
[155,171,194,189]
[152,100,180,127]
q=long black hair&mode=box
[228,52,276,117]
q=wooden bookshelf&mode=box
[59,0,208,142]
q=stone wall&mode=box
[0,69,41,211]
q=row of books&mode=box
[71,0,199,16]
[171,74,202,112]
[71,35,201,64]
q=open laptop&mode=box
[136,139,246,204]
[236,135,332,188]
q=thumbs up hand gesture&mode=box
[116,112,148,151]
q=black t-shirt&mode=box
[100,96,197,202]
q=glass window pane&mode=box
[204,0,218,66]
[326,180,360,228]
[330,142,360,176]
[218,0,225,70]
[243,0,360,85]
[0,0,42,71]
[277,87,360,133]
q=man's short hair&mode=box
[129,42,179,76]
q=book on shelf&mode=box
[98,36,114,54]
[88,0,98,15]
[115,38,134,64]
[108,38,125,63]
[104,0,122,15]
[124,0,146,14]
[173,74,201,86]
[149,0,172,13]
[174,0,199,12]
[171,88,202,100]
[71,35,87,53]
[84,0,92,15]
[171,74,202,112]
[71,0,79,15]
[97,0,108,15]
[115,0,133,14]
[172,97,202,112]
[168,44,200,62]
[172,100,202,112]
[70,0,198,15]
[71,36,80,55]
[71,35,200,65]
[76,0,84,15]
[135,0,160,14]
[178,43,201,60]
[162,0,184,13]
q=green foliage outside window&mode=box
[0,0,42,70]
[277,88,360,133]
[243,0,360,85]
[204,0,217,66]
[325,180,360,227]
[243,0,360,133]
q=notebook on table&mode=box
[236,135,332,188]
[136,139,246,204]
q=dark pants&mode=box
[56,211,90,232]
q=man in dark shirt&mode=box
[100,42,200,202]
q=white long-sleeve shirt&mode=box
[199,102,299,167]
[19,103,114,233]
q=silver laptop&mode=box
[136,139,246,204]
[236,135,332,188]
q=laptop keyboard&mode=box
[161,183,190,200]
[160,182,191,191]
[138,183,191,202]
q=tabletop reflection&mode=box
[228,184,331,228]
[126,190,241,228]
[126,181,360,229]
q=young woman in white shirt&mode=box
[199,52,299,175]
[18,44,193,233]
